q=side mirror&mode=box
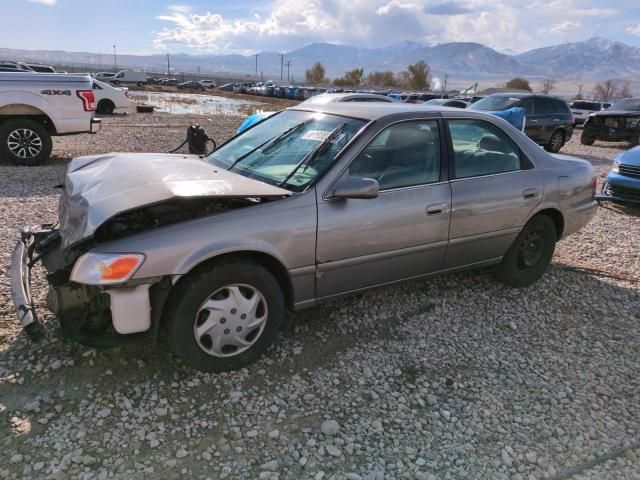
[332,176,379,199]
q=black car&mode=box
[469,93,574,153]
[177,81,205,90]
[581,98,640,146]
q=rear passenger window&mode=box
[535,97,556,114]
[349,121,441,190]
[448,119,521,179]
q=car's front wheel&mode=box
[97,99,115,114]
[545,130,565,153]
[166,259,285,372]
[494,215,557,288]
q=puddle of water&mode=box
[130,92,262,116]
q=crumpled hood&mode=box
[59,152,291,249]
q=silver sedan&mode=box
[12,103,597,371]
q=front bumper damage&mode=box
[11,226,171,345]
[595,181,640,206]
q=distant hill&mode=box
[1,37,639,83]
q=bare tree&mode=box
[541,79,555,95]
[305,62,328,84]
[593,80,617,101]
[619,81,633,99]
[333,68,364,87]
[366,70,397,87]
[505,77,532,92]
[404,60,430,90]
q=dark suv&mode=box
[469,93,574,152]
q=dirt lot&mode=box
[0,105,639,480]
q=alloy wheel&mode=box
[7,128,43,159]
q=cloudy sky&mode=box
[3,0,640,55]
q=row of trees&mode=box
[305,61,431,90]
[501,77,633,101]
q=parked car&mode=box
[177,81,205,91]
[25,63,56,73]
[161,78,179,87]
[110,70,147,86]
[12,103,597,371]
[199,80,216,89]
[424,98,468,108]
[469,93,574,152]
[581,98,640,146]
[95,72,116,81]
[237,93,396,134]
[0,72,99,164]
[405,93,444,104]
[92,79,130,114]
[218,83,235,91]
[0,61,34,72]
[570,100,610,125]
[596,146,640,206]
[146,77,160,85]
[299,92,395,105]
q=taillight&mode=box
[76,90,96,111]
[124,90,129,98]
[591,176,597,196]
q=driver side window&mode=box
[348,120,441,190]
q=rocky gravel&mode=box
[0,110,639,480]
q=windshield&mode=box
[469,96,522,111]
[208,110,366,191]
[609,99,640,111]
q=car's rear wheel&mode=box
[0,119,52,165]
[545,130,565,153]
[580,130,595,145]
[494,215,557,288]
[166,259,285,372]
[97,99,115,114]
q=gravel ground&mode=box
[0,109,639,480]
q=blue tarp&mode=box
[237,112,273,133]
[488,107,526,131]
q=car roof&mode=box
[288,102,462,120]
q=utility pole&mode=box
[279,53,284,81]
[286,61,292,82]
[98,53,102,69]
[254,54,258,78]
[443,73,448,92]
[167,53,170,75]
[113,45,117,71]
[578,83,583,98]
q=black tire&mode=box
[113,80,120,86]
[0,118,52,165]
[137,81,143,87]
[97,99,115,114]
[581,130,595,146]
[494,215,557,288]
[545,130,565,153]
[165,259,285,372]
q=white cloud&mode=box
[376,1,416,16]
[628,23,640,36]
[573,8,618,17]
[548,21,581,34]
[27,0,56,5]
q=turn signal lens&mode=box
[71,253,145,285]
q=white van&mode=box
[109,70,146,86]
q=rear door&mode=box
[444,117,542,268]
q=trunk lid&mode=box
[59,153,291,249]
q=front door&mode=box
[315,119,451,298]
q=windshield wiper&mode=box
[226,119,314,171]
[278,123,346,187]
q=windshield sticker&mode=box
[301,130,332,142]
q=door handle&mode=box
[523,188,539,199]
[530,119,538,123]
[426,203,448,215]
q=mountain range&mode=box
[2,37,639,83]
